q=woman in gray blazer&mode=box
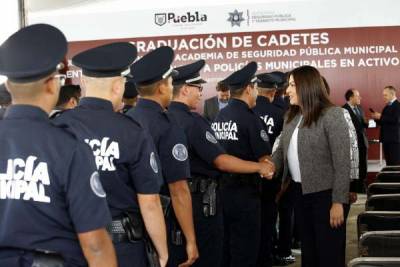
[272,66,351,267]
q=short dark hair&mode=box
[384,85,396,93]
[344,89,355,101]
[56,85,81,107]
[0,83,12,106]
[172,84,184,98]
[216,81,229,92]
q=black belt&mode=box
[0,248,64,266]
[188,175,217,193]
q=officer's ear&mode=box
[110,77,124,98]
[43,75,59,97]
[244,84,253,96]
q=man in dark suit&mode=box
[343,89,369,191]
[203,81,230,121]
[372,85,400,165]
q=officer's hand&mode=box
[179,241,199,267]
[330,203,344,228]
[259,160,275,179]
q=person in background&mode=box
[371,85,400,166]
[49,84,81,118]
[343,89,368,193]
[203,81,230,122]
[121,80,139,113]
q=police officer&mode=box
[270,71,290,111]
[52,42,168,267]
[126,46,198,267]
[253,73,285,267]
[169,60,276,267]
[49,84,81,118]
[0,24,117,267]
[121,80,138,113]
[212,62,274,267]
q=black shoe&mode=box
[273,255,296,266]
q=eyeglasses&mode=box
[187,83,203,92]
[54,74,67,86]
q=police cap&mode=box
[0,24,67,83]
[257,73,278,89]
[269,71,288,89]
[222,62,260,91]
[173,60,206,86]
[72,42,137,78]
[130,46,178,86]
[124,80,138,98]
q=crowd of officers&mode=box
[0,24,300,267]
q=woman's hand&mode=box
[330,203,344,228]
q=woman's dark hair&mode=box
[286,65,334,127]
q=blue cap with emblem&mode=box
[72,42,137,78]
[124,80,138,98]
[222,61,260,91]
[257,73,279,89]
[173,60,207,86]
[130,46,178,86]
[0,24,67,83]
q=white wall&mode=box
[0,0,20,84]
[27,0,400,41]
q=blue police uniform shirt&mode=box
[253,96,284,146]
[0,105,111,266]
[168,101,225,179]
[212,98,272,161]
[126,99,190,184]
[53,97,163,218]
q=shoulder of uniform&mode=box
[116,112,143,128]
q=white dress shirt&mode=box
[288,116,303,183]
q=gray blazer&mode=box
[203,96,219,122]
[272,106,351,204]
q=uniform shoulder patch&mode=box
[172,143,188,161]
[206,131,218,144]
[260,129,269,142]
[90,171,106,198]
[150,152,159,173]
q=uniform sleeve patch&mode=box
[90,171,106,198]
[206,131,218,144]
[150,152,159,174]
[260,129,269,142]
[172,144,188,161]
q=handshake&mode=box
[258,158,275,179]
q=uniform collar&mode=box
[136,98,164,113]
[229,98,250,110]
[3,105,49,121]
[169,101,190,113]
[257,95,272,104]
[79,97,113,110]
